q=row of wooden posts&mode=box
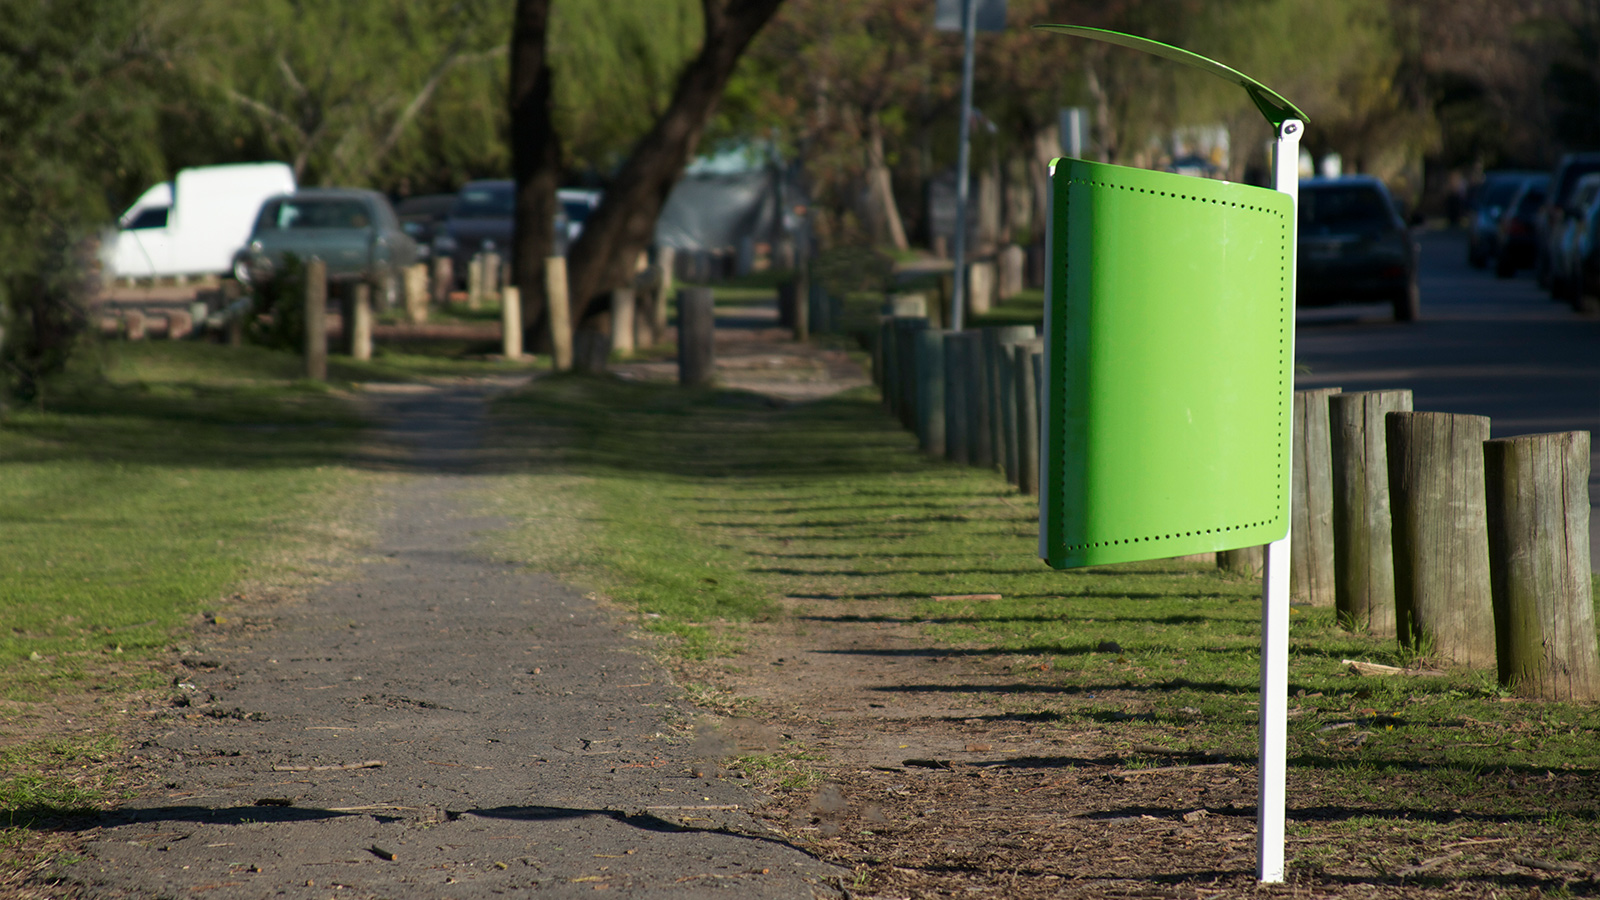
[288,247,685,377]
[872,307,1598,702]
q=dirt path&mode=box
[66,379,845,899]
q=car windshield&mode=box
[454,185,513,218]
[1513,185,1548,215]
[261,198,371,230]
[1477,178,1526,210]
[1301,186,1393,229]
[562,199,594,224]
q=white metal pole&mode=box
[1257,117,1302,885]
[950,0,977,332]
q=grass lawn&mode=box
[486,372,1600,876]
[0,336,535,879]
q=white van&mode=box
[104,162,297,280]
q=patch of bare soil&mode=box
[681,602,1599,899]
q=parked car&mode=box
[1466,170,1539,268]
[1296,175,1420,321]
[232,188,418,307]
[1535,152,1600,288]
[1550,172,1600,301]
[1495,175,1550,278]
[102,162,296,280]
[1571,188,1600,309]
[558,187,602,243]
[393,193,456,262]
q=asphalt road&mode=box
[1292,227,1600,571]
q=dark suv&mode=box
[1296,176,1420,321]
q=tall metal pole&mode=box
[950,0,978,332]
[1257,116,1303,885]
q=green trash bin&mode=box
[1040,158,1295,569]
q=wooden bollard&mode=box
[1290,387,1341,606]
[1219,545,1265,578]
[966,330,992,467]
[404,263,429,325]
[1484,431,1599,700]
[610,287,636,357]
[654,246,675,339]
[1330,389,1412,634]
[431,256,453,307]
[943,332,974,464]
[502,286,523,359]
[793,264,810,340]
[875,317,893,396]
[968,261,995,315]
[1014,339,1043,496]
[466,254,484,310]
[1386,411,1495,667]
[914,329,947,454]
[125,309,146,341]
[677,286,715,386]
[894,318,927,430]
[1000,244,1026,299]
[483,251,501,301]
[166,309,193,340]
[350,282,373,361]
[545,255,572,371]
[304,257,328,381]
[986,326,1037,480]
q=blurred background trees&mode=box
[3,0,1599,366]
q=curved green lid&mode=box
[1033,25,1309,127]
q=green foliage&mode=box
[248,254,307,352]
[0,0,169,396]
[550,0,703,174]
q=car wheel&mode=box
[1394,277,1420,322]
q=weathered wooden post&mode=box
[1386,411,1495,667]
[1000,244,1026,299]
[124,309,147,341]
[466,253,484,310]
[431,256,453,307]
[875,317,895,405]
[1218,545,1265,578]
[502,286,523,359]
[545,255,573,371]
[986,325,1037,480]
[895,318,928,430]
[793,263,810,340]
[304,257,328,381]
[968,260,995,315]
[1484,431,1599,700]
[943,332,973,464]
[1329,389,1412,634]
[350,282,373,361]
[914,329,947,454]
[1290,387,1340,606]
[611,287,636,357]
[1015,339,1043,496]
[483,251,501,301]
[404,263,430,325]
[966,329,993,467]
[654,246,675,340]
[678,286,715,387]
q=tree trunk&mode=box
[564,0,786,329]
[510,0,561,345]
[865,112,909,251]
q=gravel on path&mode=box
[68,379,844,899]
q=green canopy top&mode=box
[1033,25,1309,128]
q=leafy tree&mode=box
[513,0,789,344]
[176,0,511,186]
[0,0,168,399]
